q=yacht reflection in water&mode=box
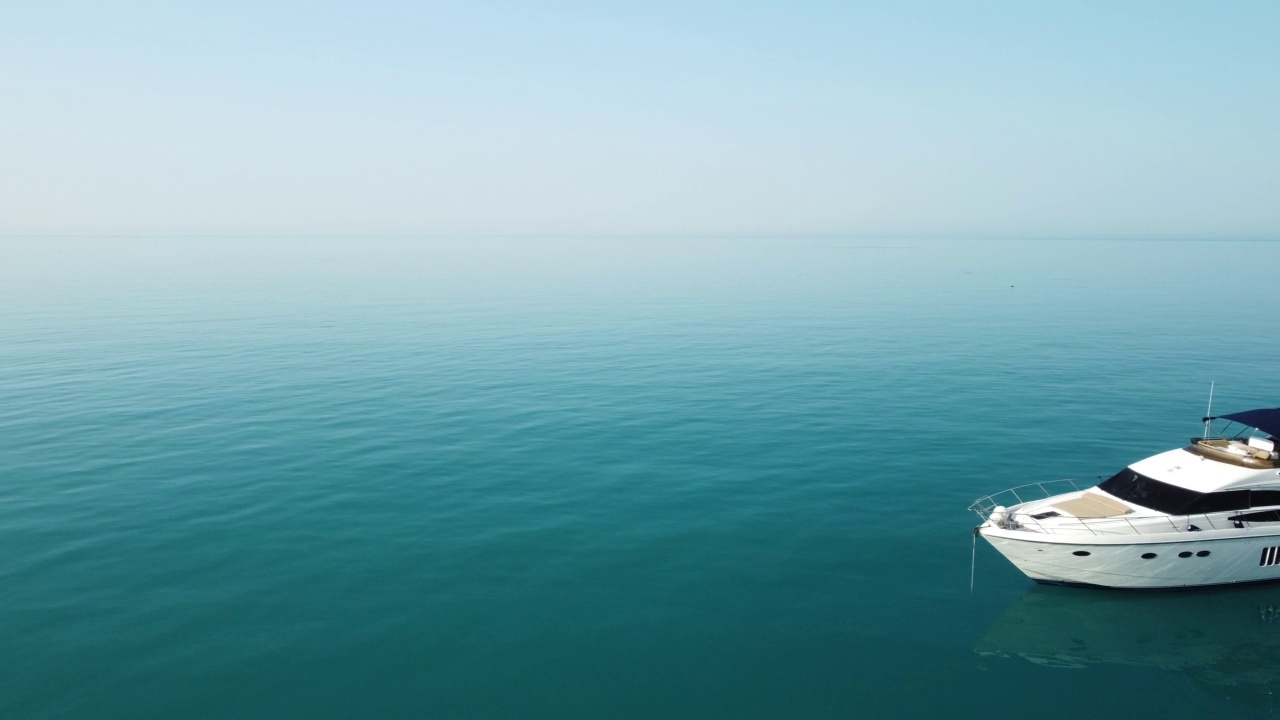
[977,586,1280,695]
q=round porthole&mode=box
[1141,552,1158,559]
[1197,550,1211,557]
[1072,551,1091,557]
[1179,551,1193,558]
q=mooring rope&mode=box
[970,526,979,592]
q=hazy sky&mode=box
[2,1,1277,239]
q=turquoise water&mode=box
[3,238,1280,718]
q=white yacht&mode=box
[971,408,1280,589]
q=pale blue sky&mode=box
[2,1,1277,238]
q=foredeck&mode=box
[1050,491,1132,518]
[969,481,1227,538]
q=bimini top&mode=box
[1206,408,1280,438]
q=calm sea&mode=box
[3,237,1279,718]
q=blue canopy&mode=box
[1207,408,1280,438]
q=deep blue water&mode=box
[3,237,1280,718]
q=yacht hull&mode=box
[981,528,1280,589]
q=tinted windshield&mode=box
[1096,469,1200,514]
[1096,469,1280,514]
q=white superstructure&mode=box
[971,408,1280,589]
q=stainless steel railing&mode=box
[968,480,1226,537]
[968,479,1085,519]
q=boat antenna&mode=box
[1203,381,1216,439]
